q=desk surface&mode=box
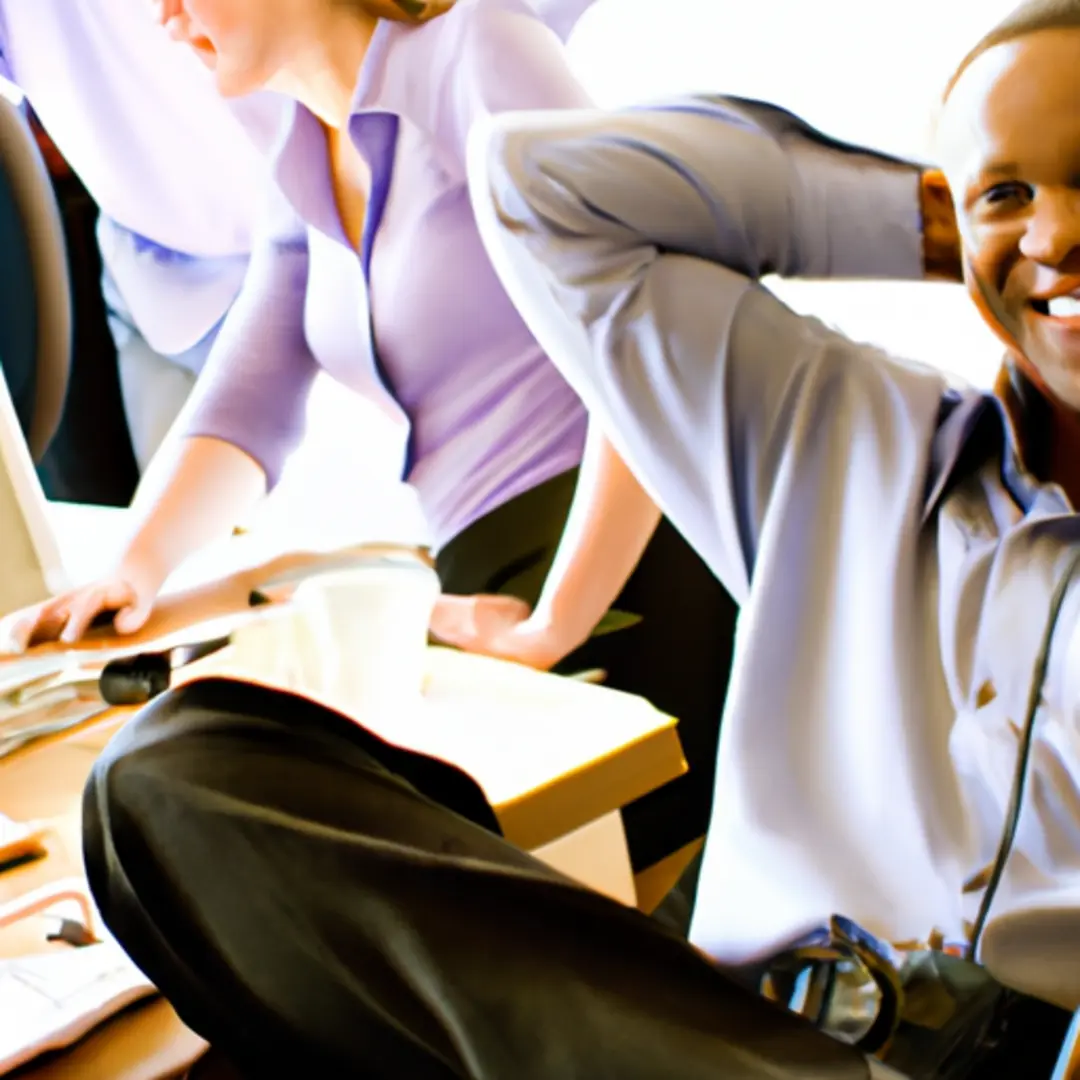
[0,662,683,1078]
[0,717,204,1080]
[0,536,686,1078]
[11,509,687,850]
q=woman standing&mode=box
[9,0,736,896]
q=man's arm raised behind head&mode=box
[467,98,951,601]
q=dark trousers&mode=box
[37,168,140,505]
[83,679,870,1080]
[437,469,737,877]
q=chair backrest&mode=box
[0,96,71,462]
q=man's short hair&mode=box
[945,0,1080,99]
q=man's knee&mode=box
[84,682,237,845]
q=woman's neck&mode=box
[269,8,380,129]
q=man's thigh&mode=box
[85,680,873,1080]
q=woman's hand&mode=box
[0,560,164,654]
[430,594,581,671]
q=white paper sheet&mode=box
[0,941,156,1075]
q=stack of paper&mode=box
[0,667,107,761]
[0,940,157,1074]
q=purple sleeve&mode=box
[0,21,15,87]
[181,194,318,488]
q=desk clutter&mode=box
[0,540,678,836]
[0,815,46,871]
[0,544,444,1073]
[2,823,149,1076]
[0,542,442,759]
[0,939,156,1075]
[0,689,106,763]
[0,542,684,1078]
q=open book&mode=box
[0,939,157,1075]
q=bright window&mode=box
[567,0,1018,386]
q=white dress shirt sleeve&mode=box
[468,96,937,600]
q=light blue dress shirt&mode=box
[0,0,284,357]
[470,95,1080,1011]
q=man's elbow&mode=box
[467,112,556,242]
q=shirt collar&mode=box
[267,0,602,236]
[922,361,1070,526]
[269,17,399,237]
[994,362,1053,482]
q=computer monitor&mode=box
[0,93,71,619]
[0,373,67,617]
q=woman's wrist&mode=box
[528,594,598,662]
[112,543,169,598]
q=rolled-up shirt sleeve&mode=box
[468,97,941,599]
[180,188,318,488]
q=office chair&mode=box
[0,96,71,614]
[0,93,71,462]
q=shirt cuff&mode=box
[790,145,924,282]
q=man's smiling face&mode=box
[937,28,1080,410]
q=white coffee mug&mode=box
[288,558,441,717]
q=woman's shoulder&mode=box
[381,0,589,173]
[437,0,598,38]
[394,0,557,62]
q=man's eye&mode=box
[981,181,1033,207]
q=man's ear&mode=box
[920,170,963,282]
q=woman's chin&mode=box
[188,44,256,98]
[211,66,261,99]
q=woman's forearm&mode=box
[531,425,661,653]
[117,436,267,590]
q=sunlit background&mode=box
[8,1,1027,542]
[568,0,1018,384]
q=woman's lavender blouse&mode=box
[184,0,595,545]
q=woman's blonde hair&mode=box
[944,0,1080,99]
[351,0,457,22]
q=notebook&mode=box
[0,940,157,1075]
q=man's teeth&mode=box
[1047,295,1080,318]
